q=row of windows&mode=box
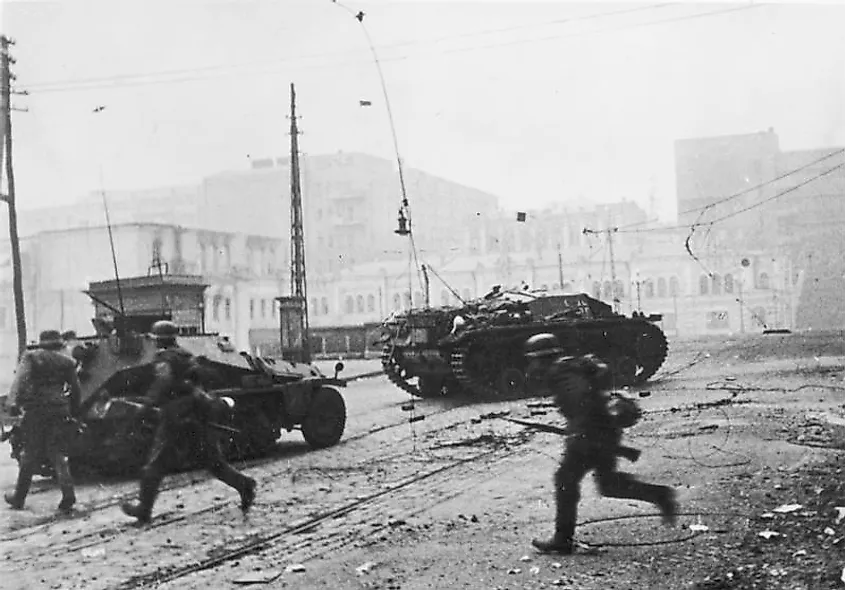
[590,276,682,301]
[198,243,282,277]
[310,288,477,317]
[207,296,279,323]
[698,272,770,295]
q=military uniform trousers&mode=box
[141,396,251,496]
[8,406,76,509]
[553,430,671,543]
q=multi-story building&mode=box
[674,128,845,329]
[0,222,287,382]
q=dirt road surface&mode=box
[2,331,844,589]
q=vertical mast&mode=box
[1,36,26,358]
[289,83,310,362]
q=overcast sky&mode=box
[1,0,844,220]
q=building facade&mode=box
[674,128,845,329]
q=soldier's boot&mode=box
[240,477,257,514]
[4,455,35,510]
[121,477,160,524]
[655,486,678,526]
[207,454,256,513]
[532,502,576,554]
[54,455,76,513]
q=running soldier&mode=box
[523,333,677,554]
[121,320,256,524]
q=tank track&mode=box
[633,321,669,383]
[380,344,422,397]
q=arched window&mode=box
[356,295,365,313]
[758,272,770,289]
[345,296,355,314]
[321,297,329,315]
[657,278,667,298]
[224,298,231,320]
[603,281,612,300]
[393,293,401,310]
[724,274,734,294]
[644,280,655,299]
[669,276,680,296]
[563,282,573,292]
[699,275,709,295]
[592,281,601,299]
[712,273,722,295]
[367,294,376,312]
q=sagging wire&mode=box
[683,160,845,331]
[333,1,425,291]
[333,0,427,445]
[616,148,845,234]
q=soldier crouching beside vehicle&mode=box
[523,333,677,554]
[4,330,82,513]
[121,320,257,524]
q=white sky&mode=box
[1,0,844,221]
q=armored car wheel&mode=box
[302,387,347,449]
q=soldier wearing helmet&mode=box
[523,333,677,555]
[121,320,256,524]
[4,330,82,513]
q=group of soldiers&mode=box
[2,323,675,555]
[3,321,256,524]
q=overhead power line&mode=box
[614,148,845,234]
[706,162,845,224]
[21,3,760,96]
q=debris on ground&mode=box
[355,562,377,575]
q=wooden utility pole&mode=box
[1,35,26,359]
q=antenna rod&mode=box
[100,180,125,318]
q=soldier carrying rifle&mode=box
[522,333,677,554]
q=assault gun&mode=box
[502,417,642,463]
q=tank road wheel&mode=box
[497,367,527,399]
[302,387,347,449]
[417,375,446,398]
[381,345,423,397]
[633,322,669,384]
